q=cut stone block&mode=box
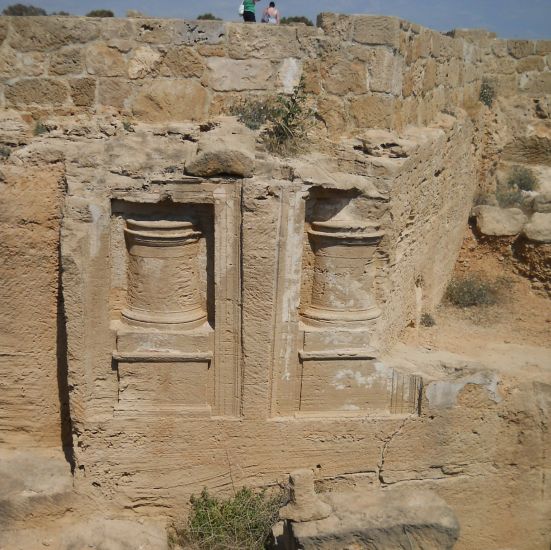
[285,486,459,550]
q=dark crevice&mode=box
[57,240,75,473]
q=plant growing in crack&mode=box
[263,77,316,156]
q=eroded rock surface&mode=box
[0,12,550,550]
[285,486,459,550]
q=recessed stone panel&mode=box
[298,358,421,415]
[117,360,211,413]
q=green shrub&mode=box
[479,79,495,108]
[197,13,221,20]
[0,145,11,160]
[280,16,313,26]
[86,9,114,17]
[506,165,538,192]
[473,192,494,207]
[169,487,285,550]
[420,313,436,327]
[231,79,315,156]
[495,165,539,207]
[34,121,48,136]
[2,3,47,15]
[230,99,277,131]
[445,275,499,308]
[263,77,315,156]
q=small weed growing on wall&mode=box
[231,79,315,156]
[34,121,48,136]
[168,487,286,550]
[506,165,538,192]
[479,79,495,108]
[0,145,11,160]
[472,192,495,207]
[420,313,436,327]
[264,77,315,156]
[230,99,277,131]
[445,275,499,308]
[495,165,538,208]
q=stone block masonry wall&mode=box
[1,16,549,131]
[453,29,551,97]
[0,14,496,132]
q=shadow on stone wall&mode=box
[56,244,74,472]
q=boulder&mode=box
[473,205,526,236]
[206,57,274,92]
[0,448,73,525]
[1,517,168,550]
[185,117,255,178]
[0,110,30,146]
[523,212,551,242]
[5,78,70,108]
[85,43,127,77]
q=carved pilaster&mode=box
[122,219,207,329]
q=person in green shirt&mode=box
[242,0,261,22]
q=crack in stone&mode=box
[378,417,409,486]
[380,472,487,487]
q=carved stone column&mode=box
[302,219,384,326]
[122,219,207,329]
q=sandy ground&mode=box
[404,224,551,357]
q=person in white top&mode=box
[262,2,280,24]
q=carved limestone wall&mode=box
[18,104,465,511]
[0,13,550,550]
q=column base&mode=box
[121,307,207,330]
[301,305,381,327]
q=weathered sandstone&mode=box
[0,12,549,550]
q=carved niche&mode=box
[302,218,384,327]
[111,184,241,418]
[269,188,421,417]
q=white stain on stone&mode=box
[426,372,502,409]
[333,365,392,391]
[278,58,303,94]
[342,404,360,411]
